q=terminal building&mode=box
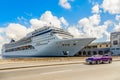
[75,42,110,56]
[75,31,120,56]
[110,32,120,56]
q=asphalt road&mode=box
[0,61,120,80]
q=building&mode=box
[75,42,110,56]
[110,32,120,55]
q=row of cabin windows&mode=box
[62,44,70,46]
[99,44,109,47]
[62,43,76,46]
[5,45,35,52]
[77,50,110,56]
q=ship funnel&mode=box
[10,39,15,43]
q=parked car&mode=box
[86,54,112,64]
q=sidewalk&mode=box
[0,60,84,70]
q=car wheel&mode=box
[108,59,112,64]
[89,62,92,64]
[99,60,102,64]
[101,61,104,64]
[96,61,99,64]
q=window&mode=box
[106,45,108,47]
[116,48,120,50]
[111,48,115,50]
[5,45,35,52]
[62,44,70,46]
[92,46,97,48]
[73,43,76,46]
[113,40,118,45]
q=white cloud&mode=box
[114,23,120,31]
[92,4,101,14]
[59,17,69,26]
[0,28,5,33]
[102,0,120,14]
[0,35,4,42]
[59,0,74,9]
[67,26,84,38]
[0,34,9,54]
[30,11,68,29]
[114,15,120,32]
[30,19,46,29]
[89,14,101,25]
[79,14,101,27]
[96,21,111,41]
[5,23,28,40]
[78,14,101,38]
[76,14,111,41]
[115,15,120,21]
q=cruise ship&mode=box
[1,26,95,57]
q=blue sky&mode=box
[0,0,100,26]
[0,0,115,23]
[0,0,116,25]
[0,0,120,43]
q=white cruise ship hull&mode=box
[2,38,95,58]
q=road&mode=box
[0,61,120,80]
